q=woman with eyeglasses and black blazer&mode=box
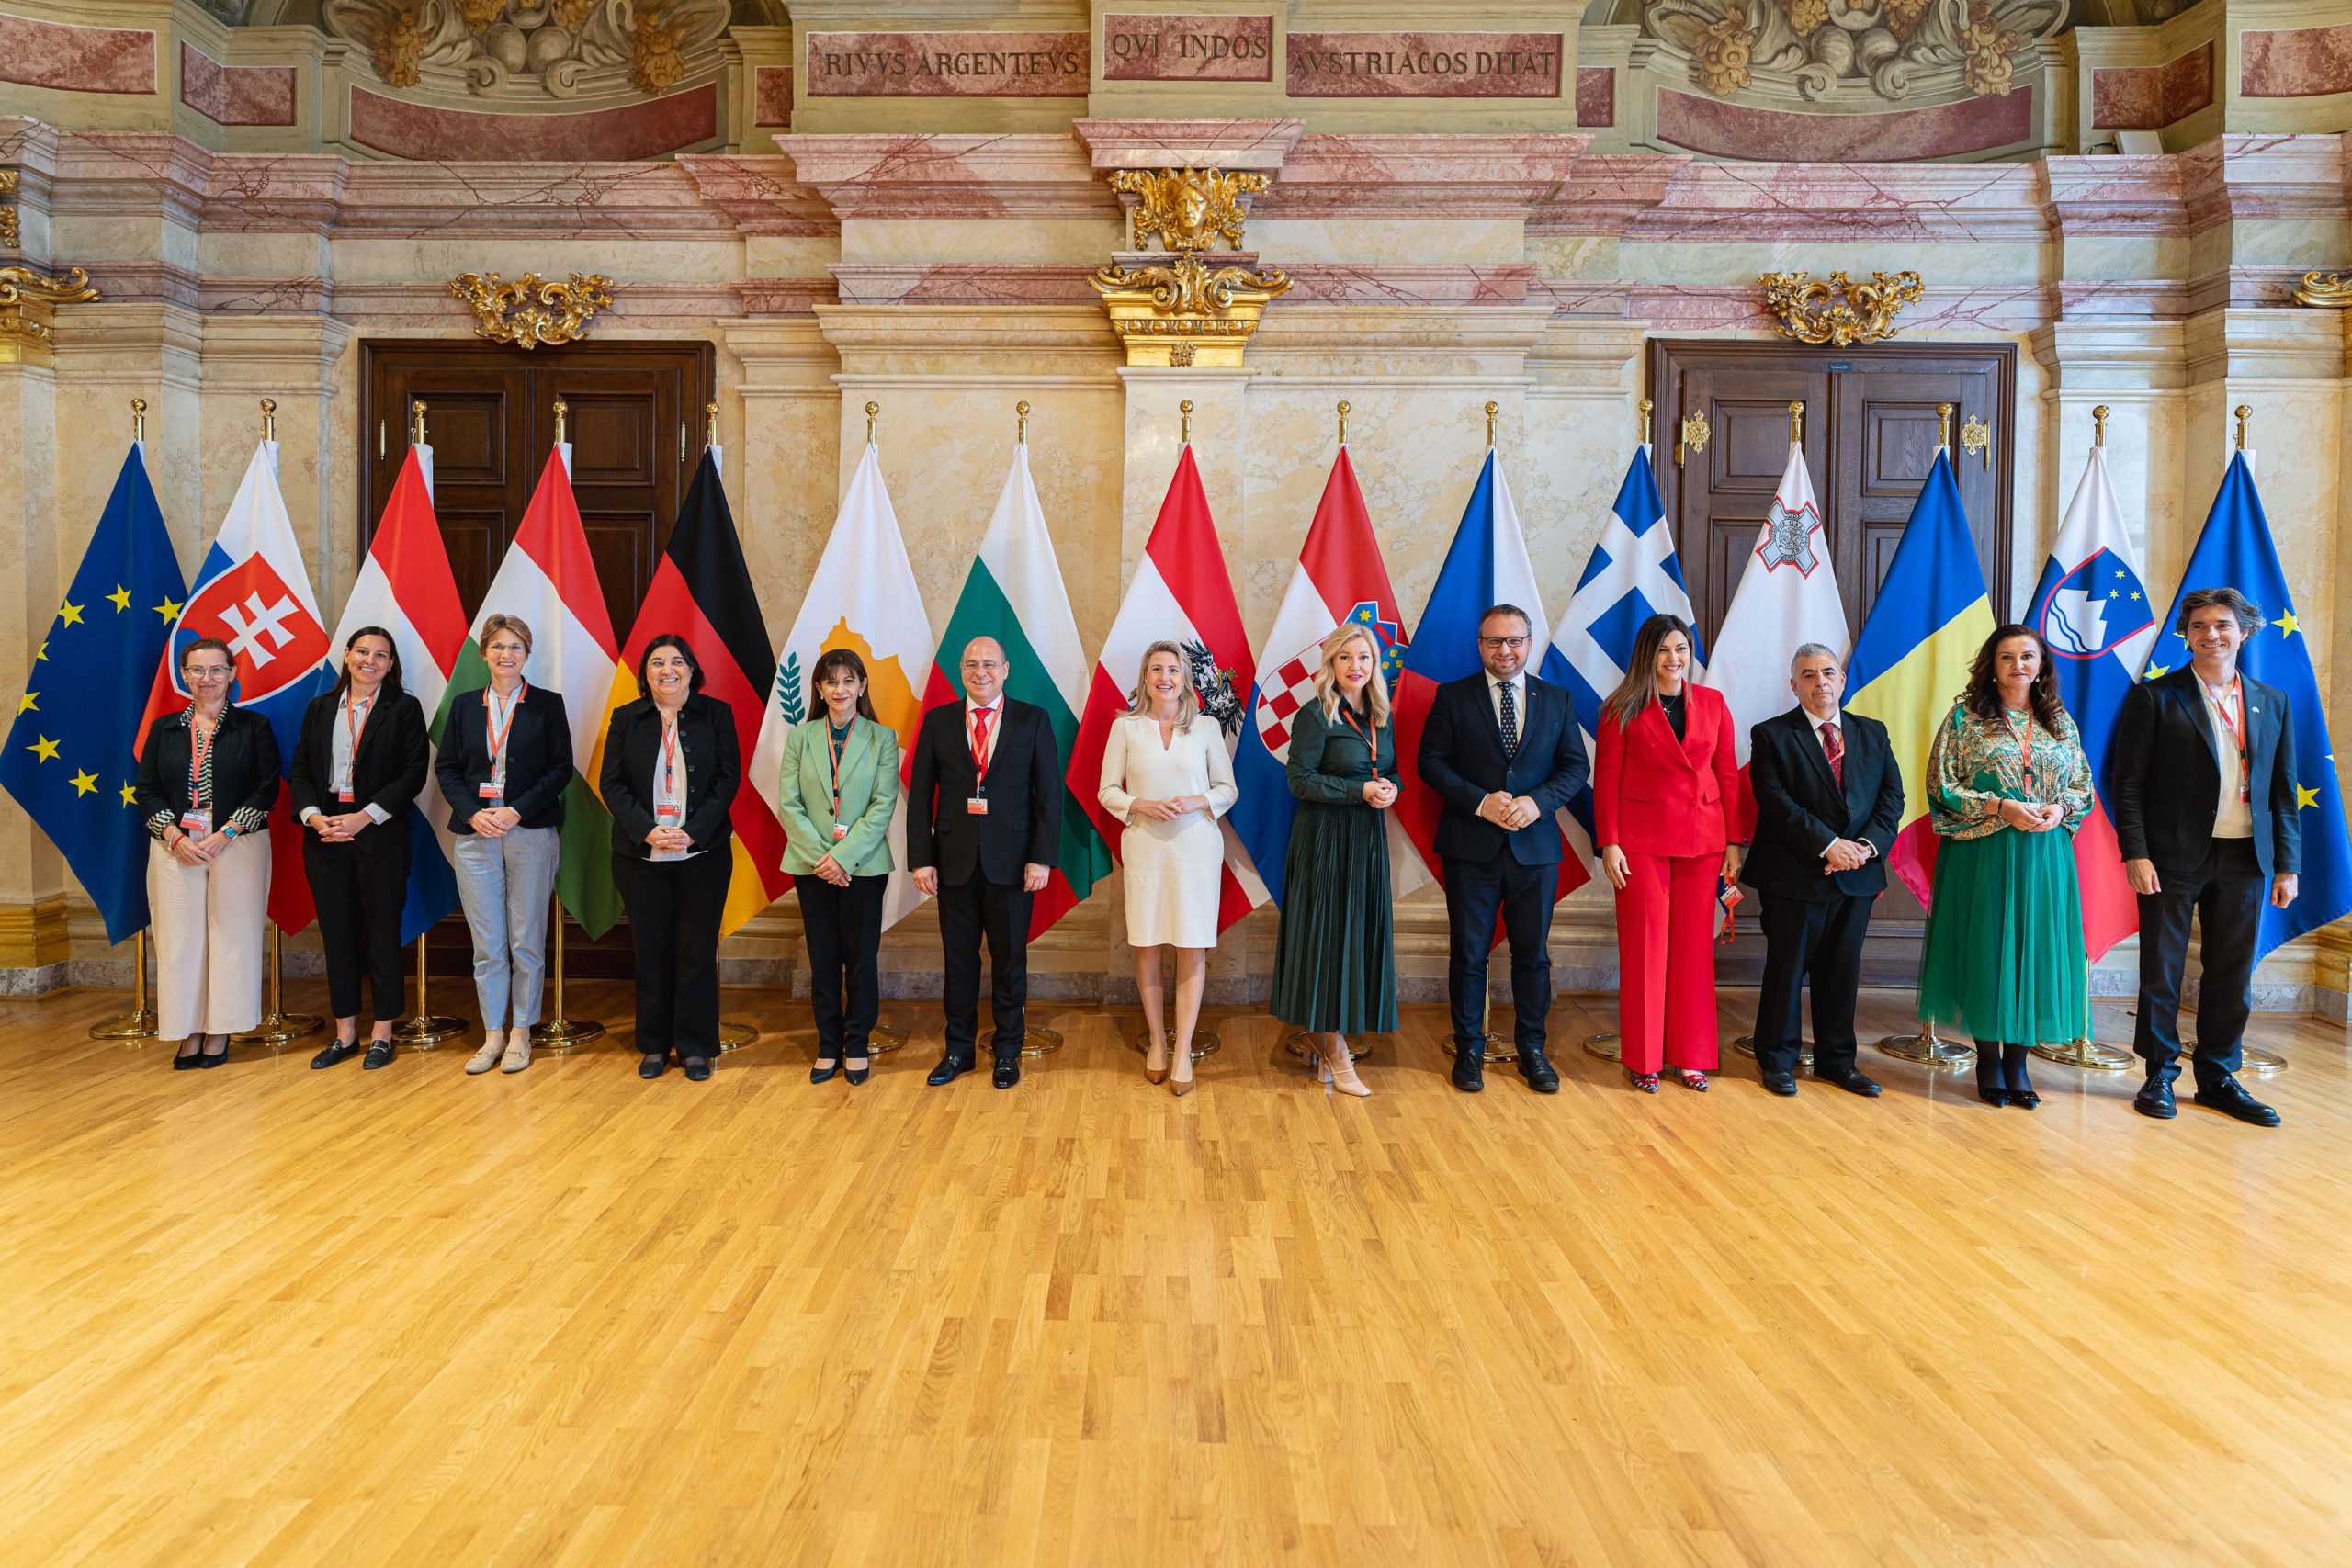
[291,626,430,1072]
[600,633,741,1082]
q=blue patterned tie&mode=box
[1498,679,1519,760]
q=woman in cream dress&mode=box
[1098,640,1239,1095]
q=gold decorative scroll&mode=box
[1092,167,1290,369]
[0,263,101,367]
[1962,413,1991,468]
[2293,270,2352,308]
[449,270,616,349]
[1,171,19,251]
[1758,269,1925,347]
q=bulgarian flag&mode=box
[752,437,935,931]
[921,434,1109,939]
[448,445,624,936]
[333,442,465,942]
[1071,444,1265,931]
[594,447,790,937]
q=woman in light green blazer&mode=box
[777,648,900,1085]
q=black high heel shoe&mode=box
[1974,1042,2010,1108]
[843,1054,870,1087]
[810,1057,841,1084]
[2002,1043,2040,1110]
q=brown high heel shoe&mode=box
[1322,1037,1372,1098]
[1143,1029,1169,1085]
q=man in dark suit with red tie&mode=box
[1741,643,1904,1098]
[908,636,1061,1089]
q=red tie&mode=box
[1821,721,1844,788]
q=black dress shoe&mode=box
[2134,1079,2178,1119]
[1815,1068,1883,1098]
[311,1040,364,1070]
[1762,1072,1798,1097]
[362,1041,395,1070]
[1450,1051,1484,1093]
[639,1053,668,1080]
[2194,1077,2282,1127]
[844,1055,870,1086]
[992,1057,1021,1089]
[198,1047,229,1068]
[683,1057,711,1082]
[810,1058,841,1084]
[1517,1047,1560,1094]
[927,1055,970,1087]
[174,1050,203,1071]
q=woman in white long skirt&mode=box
[1097,640,1238,1096]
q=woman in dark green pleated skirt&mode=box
[1270,622,1399,1096]
[1915,625,2092,1110]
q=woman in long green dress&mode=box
[1270,621,1399,1097]
[1916,624,2093,1109]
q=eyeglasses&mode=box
[185,665,232,680]
[1478,636,1530,650]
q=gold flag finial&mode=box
[1336,400,1350,446]
[2092,405,2109,448]
[865,400,879,446]
[1485,400,1498,447]
[1938,402,1953,448]
[1180,399,1193,444]
[259,398,277,441]
[2234,404,2251,451]
[130,397,146,443]
[1016,400,1030,445]
[705,400,718,446]
[1789,400,1804,447]
[552,399,567,446]
[1639,397,1653,440]
[411,400,427,445]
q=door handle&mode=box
[1676,411,1710,468]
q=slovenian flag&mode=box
[752,439,936,931]
[333,442,465,942]
[927,434,1110,938]
[1843,448,1996,907]
[457,445,624,936]
[1227,442,1414,908]
[1073,444,1265,931]
[2026,442,2154,958]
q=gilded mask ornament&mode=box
[1758,269,1924,346]
[323,0,728,100]
[1091,168,1291,369]
[1644,0,2062,105]
[449,270,616,349]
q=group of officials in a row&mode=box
[136,583,2298,1125]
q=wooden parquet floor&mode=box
[0,981,2346,1567]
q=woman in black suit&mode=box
[435,613,572,1077]
[291,626,429,1071]
[600,633,741,1082]
[135,636,280,1068]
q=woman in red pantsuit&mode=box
[1594,614,1744,1093]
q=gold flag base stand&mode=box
[1018,1027,1064,1057]
[718,1020,759,1053]
[863,1024,908,1055]
[234,929,324,1047]
[1876,1020,1974,1070]
[1733,1034,1814,1067]
[1581,1032,1622,1063]
[391,935,465,1047]
[88,930,158,1040]
[528,905,603,1051]
[2031,977,2132,1072]
[1131,1026,1220,1062]
[2243,1045,2287,1076]
[1440,994,1518,1063]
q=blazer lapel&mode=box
[2172,675,2222,775]
[1636,698,1689,767]
[1788,709,1840,799]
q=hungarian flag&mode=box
[1075,445,1264,931]
[145,438,335,933]
[1228,445,1414,908]
[924,437,1108,939]
[1701,440,1849,838]
[594,448,789,937]
[336,443,465,942]
[452,445,624,935]
[752,439,935,931]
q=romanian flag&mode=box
[596,449,791,937]
[1843,448,1996,907]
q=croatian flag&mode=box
[1229,444,1422,907]
[2027,444,2154,959]
[141,440,335,933]
[1548,445,1703,870]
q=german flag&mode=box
[594,449,790,934]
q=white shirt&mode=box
[649,708,701,861]
[1486,671,1525,744]
[298,689,391,826]
[964,696,1004,773]
[2198,674,2253,840]
[1799,704,1873,863]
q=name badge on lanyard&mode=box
[481,682,524,802]
[2204,678,2253,803]
[827,724,851,839]
[183,717,215,834]
[967,708,993,815]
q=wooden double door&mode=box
[1646,340,2019,986]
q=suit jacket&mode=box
[288,686,428,825]
[775,714,899,879]
[1416,671,1589,866]
[434,683,572,833]
[1741,705,1904,902]
[907,697,1061,886]
[600,693,739,860]
[134,703,280,839]
[2111,665,2300,879]
[1592,683,1738,859]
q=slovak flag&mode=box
[2027,444,2154,959]
[1228,443,1425,907]
[141,439,335,933]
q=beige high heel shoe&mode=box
[1143,1030,1169,1086]
[1320,1036,1372,1098]
[465,1029,505,1076]
[1170,1035,1193,1098]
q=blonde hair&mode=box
[1313,622,1392,728]
[478,614,534,656]
[1123,639,1199,731]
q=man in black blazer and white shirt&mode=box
[1741,643,1903,1098]
[1416,604,1590,1094]
[2112,587,2300,1127]
[909,636,1063,1089]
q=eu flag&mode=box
[2143,452,2352,963]
[0,446,190,943]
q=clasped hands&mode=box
[168,829,231,867]
[1478,791,1541,831]
[1359,778,1399,810]
[645,825,694,855]
[306,810,373,842]
[1822,837,1871,873]
[1997,797,2064,834]
[1128,794,1203,824]
[469,806,523,838]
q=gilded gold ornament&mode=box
[1092,166,1289,368]
[1758,269,1925,347]
[2292,270,2352,308]
[0,263,101,367]
[449,270,615,349]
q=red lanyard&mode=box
[1337,699,1375,748]
[967,705,996,790]
[660,716,683,796]
[484,682,525,772]
[2200,676,2250,799]
[187,712,216,804]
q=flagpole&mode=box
[1001,393,1063,1058]
[88,931,158,1040]
[2227,403,2287,1075]
[392,937,464,1046]
[236,927,325,1045]
[1583,394,1643,1066]
[530,898,604,1050]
